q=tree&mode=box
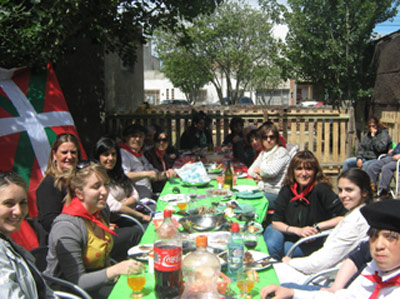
[260,0,400,108]
[0,0,221,69]
[154,0,282,105]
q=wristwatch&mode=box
[313,224,321,233]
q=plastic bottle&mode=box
[227,222,244,281]
[181,235,221,299]
[224,159,233,189]
[154,209,184,298]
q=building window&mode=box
[145,90,160,104]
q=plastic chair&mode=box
[285,229,333,258]
[303,267,340,287]
[119,213,145,233]
[42,273,92,299]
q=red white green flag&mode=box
[0,63,86,249]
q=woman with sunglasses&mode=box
[144,130,177,193]
[248,123,290,210]
[0,171,57,298]
[264,150,347,260]
[36,133,81,234]
[93,136,151,223]
[45,162,144,298]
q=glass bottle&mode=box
[182,235,221,299]
[224,159,233,190]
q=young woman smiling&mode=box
[274,168,372,285]
[0,171,57,298]
[45,162,144,298]
[263,150,347,260]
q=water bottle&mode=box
[227,222,244,281]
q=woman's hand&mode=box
[260,284,294,299]
[356,158,363,168]
[106,259,145,281]
[295,226,318,237]
[281,256,291,264]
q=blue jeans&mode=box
[281,282,322,291]
[342,157,376,172]
[264,192,278,210]
[263,224,305,260]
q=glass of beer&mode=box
[236,268,256,298]
[127,267,146,298]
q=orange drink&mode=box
[177,202,188,210]
[237,279,255,293]
[128,276,146,292]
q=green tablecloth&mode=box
[108,178,279,298]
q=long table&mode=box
[108,177,279,298]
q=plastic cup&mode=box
[216,176,224,189]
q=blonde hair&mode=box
[45,133,81,177]
[57,162,109,205]
[0,171,27,192]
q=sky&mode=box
[246,0,400,38]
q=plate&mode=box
[236,191,264,199]
[159,194,189,202]
[181,180,211,187]
[236,172,248,178]
[232,185,259,192]
[217,203,256,214]
[244,250,275,271]
[207,168,222,174]
[127,244,153,261]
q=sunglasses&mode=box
[76,160,91,170]
[156,138,169,143]
[262,134,276,140]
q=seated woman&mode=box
[233,126,262,167]
[343,116,392,171]
[93,136,152,224]
[274,168,371,284]
[222,117,244,147]
[248,123,290,209]
[0,171,57,298]
[45,162,144,298]
[144,130,177,193]
[36,133,81,233]
[264,150,347,260]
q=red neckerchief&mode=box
[155,148,166,171]
[363,271,400,299]
[120,143,142,157]
[289,182,315,205]
[62,197,117,236]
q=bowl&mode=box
[179,214,227,232]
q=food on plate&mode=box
[244,251,255,265]
[197,205,219,215]
[248,225,261,233]
[226,201,239,209]
[246,269,259,282]
[207,189,230,196]
[139,245,153,251]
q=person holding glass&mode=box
[45,162,144,298]
[264,150,347,260]
[248,123,290,210]
[0,171,58,298]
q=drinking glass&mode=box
[127,267,146,298]
[188,186,198,201]
[236,268,256,299]
[243,231,258,250]
[177,200,188,212]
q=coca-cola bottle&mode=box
[154,209,184,298]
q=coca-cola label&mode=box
[154,245,182,271]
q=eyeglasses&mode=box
[262,135,276,140]
[156,138,169,143]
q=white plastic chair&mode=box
[119,213,145,233]
[377,154,400,198]
[42,273,92,299]
[303,267,340,287]
[285,229,333,258]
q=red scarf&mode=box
[290,182,315,205]
[364,271,400,299]
[62,197,117,236]
[155,148,166,171]
[120,143,142,157]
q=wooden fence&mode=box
[105,105,353,174]
[381,111,400,143]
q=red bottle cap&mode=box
[164,209,172,218]
[231,222,239,232]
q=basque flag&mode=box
[0,63,86,249]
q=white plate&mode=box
[159,194,189,202]
[127,244,153,261]
[232,185,259,193]
[236,172,248,178]
[244,250,274,271]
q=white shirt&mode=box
[294,260,400,298]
